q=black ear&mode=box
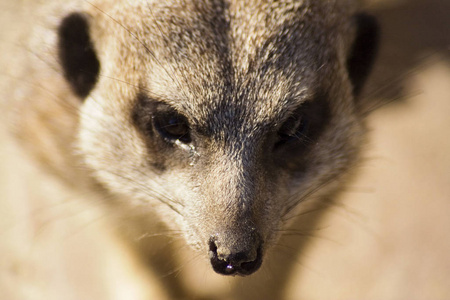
[347,13,380,97]
[58,13,100,99]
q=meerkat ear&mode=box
[58,13,100,99]
[347,13,379,97]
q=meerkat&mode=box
[2,0,379,298]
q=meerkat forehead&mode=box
[92,0,356,138]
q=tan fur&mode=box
[3,0,376,298]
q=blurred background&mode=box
[1,0,449,299]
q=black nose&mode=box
[208,236,263,276]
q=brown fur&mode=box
[3,0,378,298]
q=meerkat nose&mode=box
[208,234,263,276]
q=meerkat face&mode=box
[58,1,378,276]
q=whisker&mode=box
[282,172,341,220]
[281,203,328,223]
[136,230,184,241]
[61,213,108,240]
[128,165,183,206]
[144,1,191,101]
[0,72,79,112]
[104,169,184,216]
[27,194,108,243]
[359,54,441,116]
[96,73,158,97]
[277,228,341,246]
[267,243,323,277]
[160,251,204,279]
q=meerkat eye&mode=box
[276,113,310,147]
[153,111,191,143]
[274,93,330,150]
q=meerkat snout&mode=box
[209,231,263,276]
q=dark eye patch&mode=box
[132,92,191,144]
[276,109,310,148]
[131,92,194,171]
[274,92,330,151]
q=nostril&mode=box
[239,245,263,275]
[208,236,263,276]
[209,237,237,275]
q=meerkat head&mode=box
[57,0,378,276]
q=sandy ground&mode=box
[1,0,449,299]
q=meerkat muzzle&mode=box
[208,232,263,276]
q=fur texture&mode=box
[5,0,378,297]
